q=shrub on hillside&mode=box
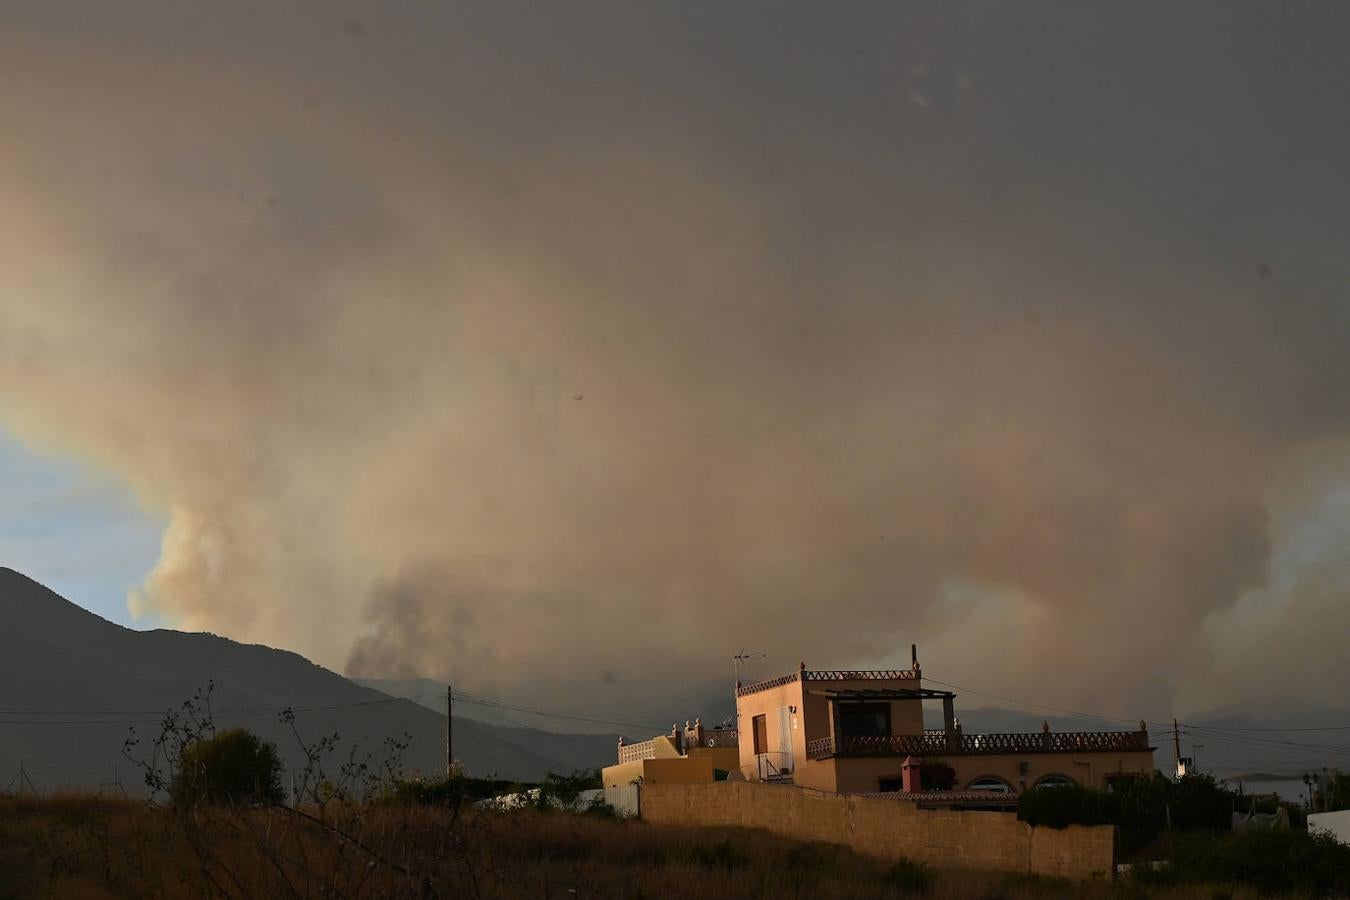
[1132,828,1350,895]
[881,857,932,896]
[534,768,603,811]
[373,772,533,810]
[170,728,285,808]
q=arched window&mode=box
[966,776,1014,793]
[1034,774,1076,789]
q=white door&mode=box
[778,706,794,772]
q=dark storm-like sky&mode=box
[2,1,1349,720]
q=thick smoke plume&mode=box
[2,2,1349,722]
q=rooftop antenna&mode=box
[733,650,767,729]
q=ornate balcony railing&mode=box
[806,730,1150,760]
[738,667,925,698]
[699,728,739,748]
[617,739,658,764]
[736,671,800,697]
[805,669,920,682]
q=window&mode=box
[752,714,768,754]
[839,703,890,738]
[1034,774,1076,789]
[967,777,1013,793]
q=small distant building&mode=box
[602,720,741,792]
[735,652,1155,795]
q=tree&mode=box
[171,728,286,807]
[919,760,956,791]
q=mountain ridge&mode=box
[0,568,614,790]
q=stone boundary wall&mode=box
[640,781,1114,879]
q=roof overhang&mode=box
[807,688,956,701]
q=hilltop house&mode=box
[736,652,1155,794]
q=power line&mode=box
[920,675,1164,728]
[0,689,670,735]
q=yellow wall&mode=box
[642,756,714,784]
[640,780,1116,879]
[602,752,720,789]
[602,760,645,790]
[687,745,740,772]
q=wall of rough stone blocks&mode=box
[639,781,1114,879]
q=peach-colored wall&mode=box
[950,751,1156,793]
[828,750,1155,793]
[797,676,926,745]
[737,670,1155,795]
[736,671,926,787]
[735,678,807,776]
[640,781,1116,879]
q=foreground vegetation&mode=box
[2,688,1337,898]
[0,794,1292,900]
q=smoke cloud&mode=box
[2,2,1349,722]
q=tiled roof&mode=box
[853,790,1018,803]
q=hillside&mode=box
[0,568,612,791]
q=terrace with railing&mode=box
[697,727,739,749]
[737,667,921,698]
[806,729,1151,760]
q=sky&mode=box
[0,430,163,627]
[2,1,1350,725]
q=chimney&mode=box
[901,756,921,793]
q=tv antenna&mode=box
[732,650,767,726]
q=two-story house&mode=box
[736,652,1154,794]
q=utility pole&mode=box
[1172,718,1183,779]
[446,684,453,778]
[5,761,37,796]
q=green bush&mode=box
[1018,772,1248,855]
[1167,773,1232,830]
[1133,828,1350,895]
[1016,783,1115,829]
[373,773,529,808]
[171,728,285,808]
[881,857,932,895]
[534,768,602,810]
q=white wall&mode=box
[1309,809,1350,845]
[605,783,640,818]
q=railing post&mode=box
[942,695,956,751]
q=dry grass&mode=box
[0,794,1272,899]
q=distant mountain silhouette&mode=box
[0,568,613,792]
